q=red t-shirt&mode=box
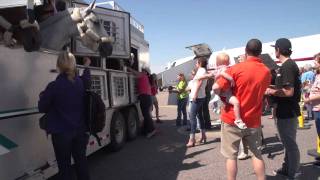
[138,73,151,95]
[216,56,271,128]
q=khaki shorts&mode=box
[221,122,262,160]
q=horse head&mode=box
[74,0,114,57]
[39,0,114,57]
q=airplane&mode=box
[158,34,320,90]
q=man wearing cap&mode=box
[266,38,301,179]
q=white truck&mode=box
[0,1,149,179]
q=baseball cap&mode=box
[271,38,292,52]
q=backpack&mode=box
[85,90,106,146]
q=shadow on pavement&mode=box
[185,148,215,159]
[266,162,320,180]
[50,119,218,180]
[266,175,285,180]
[299,162,320,180]
[262,136,284,159]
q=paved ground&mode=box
[54,92,320,180]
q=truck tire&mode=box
[109,112,126,151]
[126,108,139,140]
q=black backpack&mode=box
[85,91,106,146]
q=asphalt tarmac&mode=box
[52,92,320,180]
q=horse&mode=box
[0,0,113,57]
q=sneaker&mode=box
[237,153,249,160]
[146,129,157,138]
[272,168,301,179]
[273,168,288,178]
[234,119,247,129]
[313,161,320,168]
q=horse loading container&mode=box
[0,0,148,179]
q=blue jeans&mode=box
[52,131,90,180]
[313,111,320,137]
[139,94,155,134]
[177,97,188,125]
[189,98,205,134]
[306,104,313,119]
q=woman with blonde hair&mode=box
[38,51,91,180]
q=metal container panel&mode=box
[109,72,129,107]
[0,47,58,180]
[129,74,138,103]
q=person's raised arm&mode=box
[219,71,235,87]
[214,67,234,93]
[126,66,141,76]
[81,57,91,90]
[194,70,214,81]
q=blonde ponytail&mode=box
[57,51,76,81]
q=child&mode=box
[208,53,247,129]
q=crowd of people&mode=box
[166,38,320,180]
[37,38,320,180]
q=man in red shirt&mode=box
[216,39,271,180]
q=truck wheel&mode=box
[126,108,139,140]
[109,112,126,151]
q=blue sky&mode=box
[94,0,320,73]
